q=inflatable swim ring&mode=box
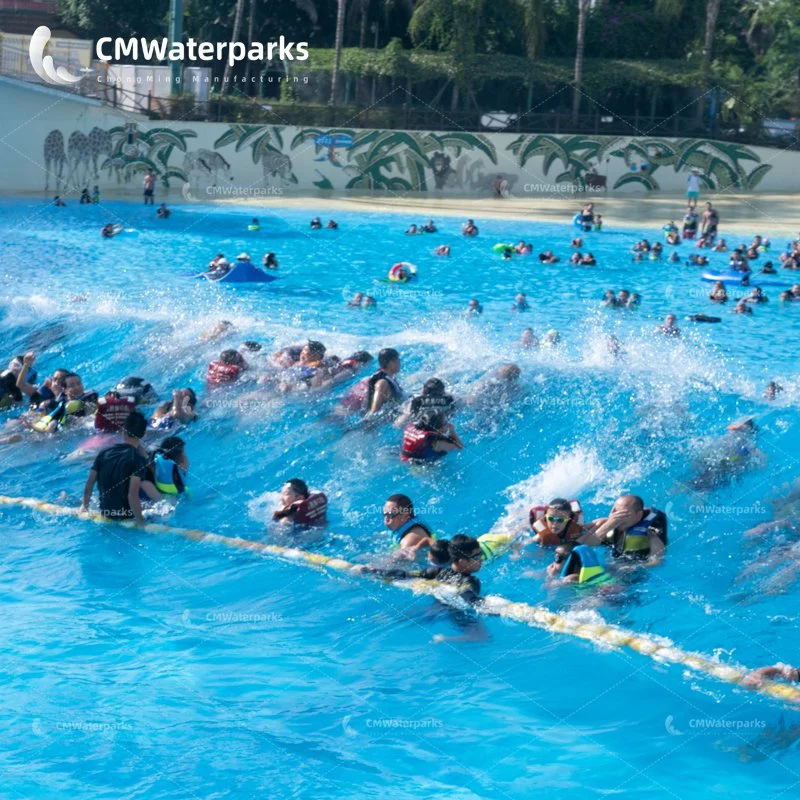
[388,262,417,283]
[247,224,260,232]
[492,243,514,254]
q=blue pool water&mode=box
[2,198,800,798]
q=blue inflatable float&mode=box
[195,261,277,284]
[701,271,789,287]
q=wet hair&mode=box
[306,340,326,358]
[547,498,573,515]
[417,409,445,430]
[220,349,245,366]
[347,351,373,365]
[158,436,185,462]
[429,539,451,565]
[284,478,309,498]
[386,493,414,516]
[422,378,446,397]
[122,411,148,440]
[183,388,197,409]
[378,348,400,369]
[449,534,481,561]
[242,340,262,352]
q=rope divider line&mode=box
[2,493,798,706]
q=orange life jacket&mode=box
[529,500,584,546]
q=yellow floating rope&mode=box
[2,493,798,706]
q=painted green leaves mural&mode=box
[103,125,197,187]
[507,133,770,192]
[291,128,498,191]
[215,125,299,185]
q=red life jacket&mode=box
[340,377,369,411]
[529,500,584,546]
[207,361,242,385]
[401,425,445,463]
[292,493,328,526]
[94,394,137,433]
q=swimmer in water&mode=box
[80,188,91,204]
[511,292,530,312]
[463,364,522,410]
[571,237,583,248]
[601,290,617,308]
[586,494,668,563]
[627,292,640,309]
[310,217,322,230]
[434,245,450,256]
[760,261,776,274]
[365,348,403,416]
[54,196,66,207]
[149,388,197,431]
[406,223,419,235]
[272,478,328,527]
[542,330,561,347]
[709,281,728,303]
[262,252,278,269]
[520,328,538,350]
[668,251,681,263]
[779,290,793,303]
[381,493,434,553]
[538,250,559,264]
[657,313,681,337]
[327,220,338,229]
[688,417,766,492]
[157,203,171,219]
[515,241,532,255]
[746,287,768,304]
[395,377,458,429]
[363,295,377,309]
[712,238,728,252]
[461,219,479,237]
[200,320,235,342]
[464,298,483,317]
[423,219,437,233]
[400,409,463,464]
[765,381,783,401]
[733,298,753,314]
[347,292,364,308]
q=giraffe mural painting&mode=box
[43,130,66,193]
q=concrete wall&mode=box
[0,77,792,198]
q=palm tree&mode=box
[697,0,721,124]
[330,0,347,105]
[572,0,591,122]
[221,0,246,95]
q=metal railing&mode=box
[1,51,796,149]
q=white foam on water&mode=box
[491,445,644,534]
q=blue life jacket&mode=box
[609,509,666,557]
[561,544,613,587]
[154,453,187,495]
[393,516,433,544]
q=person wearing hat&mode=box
[236,252,253,265]
[687,168,702,209]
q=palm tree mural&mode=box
[102,126,196,186]
[291,128,498,191]
[509,134,622,187]
[214,125,299,184]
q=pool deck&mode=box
[202,191,800,237]
[16,189,800,236]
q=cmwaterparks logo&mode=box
[29,25,309,87]
[29,27,85,86]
